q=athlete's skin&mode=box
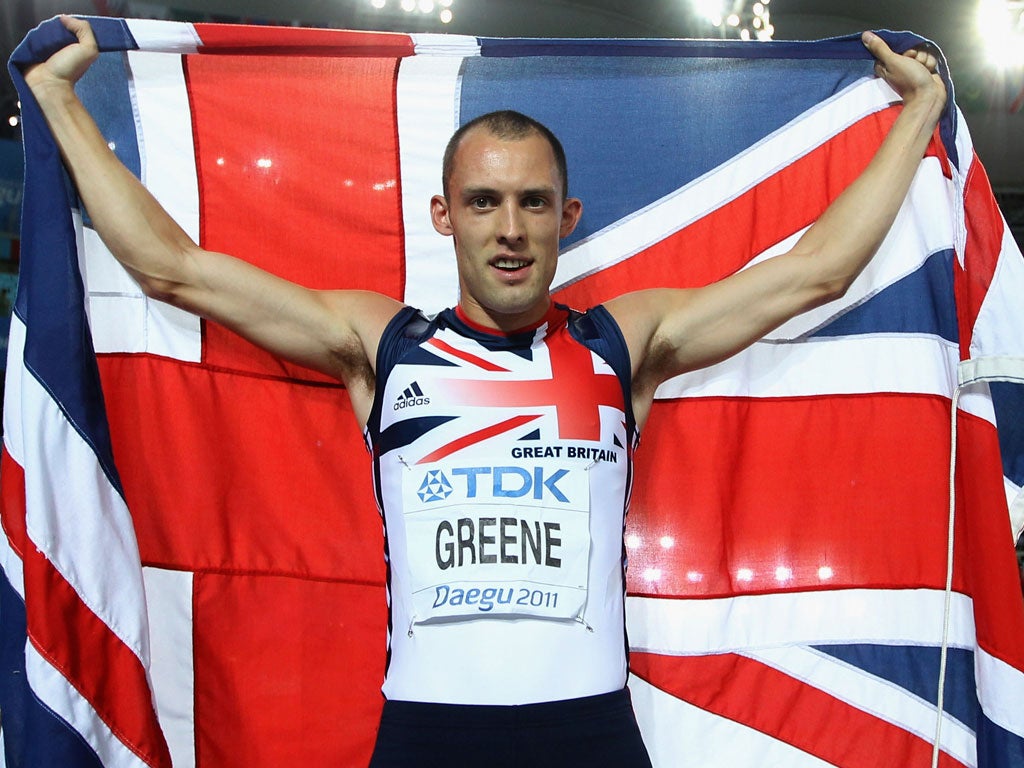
[24,15,946,434]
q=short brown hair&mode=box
[441,110,569,200]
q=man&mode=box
[25,15,945,767]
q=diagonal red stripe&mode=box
[0,448,27,557]
[20,517,171,766]
[555,108,902,308]
[631,651,968,768]
[418,414,542,465]
[427,337,512,372]
[954,153,1005,361]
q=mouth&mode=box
[491,256,532,273]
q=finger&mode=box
[60,15,97,48]
[862,30,897,64]
[903,46,939,72]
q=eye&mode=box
[470,196,494,209]
[523,196,547,209]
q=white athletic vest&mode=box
[366,303,638,705]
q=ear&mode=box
[559,197,583,239]
[430,194,454,236]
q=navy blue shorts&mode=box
[368,688,652,767]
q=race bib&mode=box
[402,460,591,623]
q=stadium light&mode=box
[977,0,1024,68]
[368,0,455,23]
[690,0,774,41]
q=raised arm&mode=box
[23,16,403,424]
[607,32,947,427]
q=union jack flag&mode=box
[3,15,1023,767]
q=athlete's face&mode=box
[431,128,582,331]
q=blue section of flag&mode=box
[477,37,879,61]
[978,712,1024,768]
[0,572,105,768]
[815,643,977,729]
[810,249,959,341]
[991,381,1024,488]
[8,17,137,501]
[458,53,872,248]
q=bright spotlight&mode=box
[693,0,722,23]
[978,0,1024,68]
[440,8,453,22]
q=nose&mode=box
[496,200,525,244]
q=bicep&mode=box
[611,251,831,386]
[162,246,404,385]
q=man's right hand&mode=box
[25,16,99,98]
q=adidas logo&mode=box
[394,381,430,410]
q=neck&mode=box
[456,298,554,334]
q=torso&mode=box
[364,303,638,704]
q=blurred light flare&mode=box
[370,0,454,22]
[692,0,774,40]
[977,0,1024,68]
[643,567,663,583]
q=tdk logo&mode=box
[394,381,430,410]
[419,466,571,503]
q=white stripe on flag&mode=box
[627,590,977,655]
[1008,477,1023,541]
[397,53,467,313]
[554,76,897,290]
[144,566,196,768]
[410,33,481,57]
[2,312,27,465]
[743,646,976,768]
[25,644,151,768]
[950,106,975,264]
[655,334,961,398]
[1,316,27,596]
[0,508,24,608]
[628,674,835,768]
[969,225,1024,363]
[124,19,201,54]
[10,314,151,666]
[976,647,1024,740]
[85,50,201,360]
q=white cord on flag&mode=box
[932,356,1024,768]
[931,381,961,768]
